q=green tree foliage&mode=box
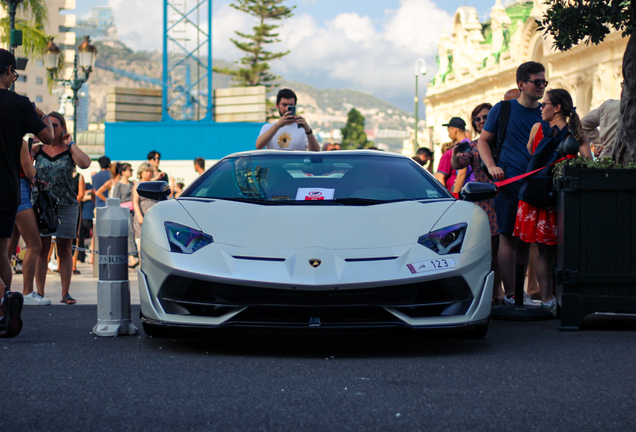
[341,108,371,149]
[0,0,57,89]
[0,0,50,58]
[213,0,294,88]
[536,0,633,51]
[537,0,636,165]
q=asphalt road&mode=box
[3,306,636,432]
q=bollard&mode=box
[93,198,138,336]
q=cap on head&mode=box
[442,117,466,130]
[0,49,16,72]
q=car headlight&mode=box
[165,222,213,254]
[418,223,467,255]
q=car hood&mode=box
[178,199,455,250]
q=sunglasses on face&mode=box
[524,79,548,88]
[473,114,488,123]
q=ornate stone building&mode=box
[424,0,626,150]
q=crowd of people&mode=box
[0,52,196,338]
[434,61,598,312]
[0,53,621,338]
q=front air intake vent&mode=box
[232,256,286,262]
[344,256,399,262]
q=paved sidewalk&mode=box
[10,260,140,305]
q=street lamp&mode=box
[45,36,97,142]
[414,58,427,154]
[5,0,24,91]
[5,0,23,55]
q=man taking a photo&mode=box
[256,88,319,151]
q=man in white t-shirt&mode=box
[256,88,320,151]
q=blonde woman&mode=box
[132,162,158,244]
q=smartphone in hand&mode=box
[457,140,472,153]
[287,105,296,116]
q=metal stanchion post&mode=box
[93,198,138,336]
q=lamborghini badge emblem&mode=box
[310,259,322,268]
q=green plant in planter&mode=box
[554,156,636,183]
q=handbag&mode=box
[518,124,569,208]
[120,201,134,211]
[32,174,60,235]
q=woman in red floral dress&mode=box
[513,89,591,314]
[452,102,503,303]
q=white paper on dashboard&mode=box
[295,188,335,201]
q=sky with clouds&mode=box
[75,0,506,112]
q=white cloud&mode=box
[107,0,452,110]
[331,13,377,43]
[212,4,255,60]
[270,0,451,107]
[108,0,163,52]
[384,0,451,56]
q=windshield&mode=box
[182,153,450,204]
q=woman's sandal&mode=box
[60,294,76,305]
[73,269,81,275]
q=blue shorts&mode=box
[0,209,17,238]
[17,178,33,213]
[494,180,521,235]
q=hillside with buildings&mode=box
[86,41,419,153]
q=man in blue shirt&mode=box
[92,156,111,208]
[477,61,546,305]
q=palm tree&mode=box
[0,0,62,88]
[0,0,50,57]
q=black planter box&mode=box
[556,164,636,330]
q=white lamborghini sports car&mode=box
[136,150,497,337]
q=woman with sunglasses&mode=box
[513,89,591,315]
[32,112,91,305]
[451,102,503,304]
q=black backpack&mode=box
[518,123,570,208]
[33,177,60,235]
[479,100,511,180]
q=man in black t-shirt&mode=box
[0,49,54,337]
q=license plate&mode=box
[407,258,457,274]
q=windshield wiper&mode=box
[214,197,286,205]
[332,198,387,205]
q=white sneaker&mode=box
[22,292,52,306]
[503,293,540,306]
[542,298,557,316]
